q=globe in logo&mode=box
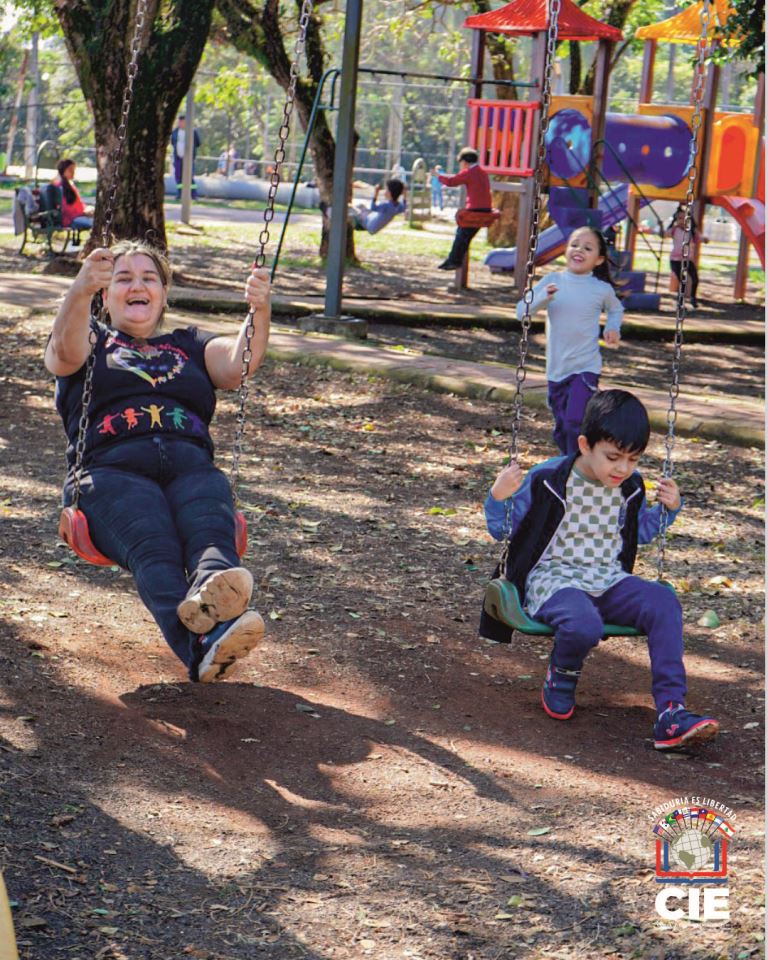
[671,829,716,872]
[652,803,736,922]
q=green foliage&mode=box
[5,0,61,40]
[189,43,281,167]
[195,56,254,134]
[710,0,764,78]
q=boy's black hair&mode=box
[457,146,479,164]
[386,178,404,202]
[580,389,651,454]
[569,225,617,290]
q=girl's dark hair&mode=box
[668,203,698,234]
[580,389,651,455]
[386,178,404,202]
[56,158,77,205]
[569,225,617,289]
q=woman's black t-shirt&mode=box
[55,323,220,467]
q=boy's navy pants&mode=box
[535,576,687,713]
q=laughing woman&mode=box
[45,240,270,683]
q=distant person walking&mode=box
[664,204,709,310]
[217,146,239,177]
[430,165,444,210]
[171,115,200,200]
[54,159,94,236]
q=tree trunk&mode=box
[218,0,356,262]
[55,0,214,249]
[578,0,638,95]
[487,192,518,247]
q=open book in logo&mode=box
[652,806,735,884]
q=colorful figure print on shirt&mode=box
[168,406,190,430]
[141,404,165,429]
[98,412,121,436]
[122,407,143,430]
[185,411,208,437]
[105,333,188,387]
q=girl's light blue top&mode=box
[516,270,623,382]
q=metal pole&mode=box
[324,0,363,320]
[181,81,196,224]
[23,33,39,179]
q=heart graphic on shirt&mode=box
[107,343,187,387]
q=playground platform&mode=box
[0,273,761,448]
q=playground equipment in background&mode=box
[408,157,431,227]
[268,65,537,285]
[632,0,764,298]
[485,183,661,310]
[460,0,764,301]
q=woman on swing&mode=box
[45,240,269,682]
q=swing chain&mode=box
[71,317,100,509]
[656,0,710,579]
[230,0,314,501]
[102,0,150,248]
[70,0,149,509]
[502,0,560,554]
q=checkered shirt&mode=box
[525,468,628,616]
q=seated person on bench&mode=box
[54,158,94,237]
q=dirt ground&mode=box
[0,233,764,960]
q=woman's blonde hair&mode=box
[108,239,172,329]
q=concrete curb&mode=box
[262,330,763,449]
[167,289,766,345]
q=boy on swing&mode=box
[483,389,720,750]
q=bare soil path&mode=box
[0,276,763,959]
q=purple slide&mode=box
[485,184,644,273]
[486,108,684,274]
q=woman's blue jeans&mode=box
[64,436,241,675]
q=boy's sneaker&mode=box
[177,567,253,633]
[653,702,720,750]
[541,660,581,720]
[196,610,265,683]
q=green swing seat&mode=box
[483,577,673,638]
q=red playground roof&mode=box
[464,0,623,42]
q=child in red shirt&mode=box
[437,146,492,270]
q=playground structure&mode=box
[459,0,764,304]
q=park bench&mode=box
[14,183,89,256]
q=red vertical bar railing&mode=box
[467,99,540,175]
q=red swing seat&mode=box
[455,208,501,229]
[59,506,248,566]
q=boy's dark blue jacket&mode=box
[480,453,681,643]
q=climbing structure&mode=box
[460,0,764,304]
